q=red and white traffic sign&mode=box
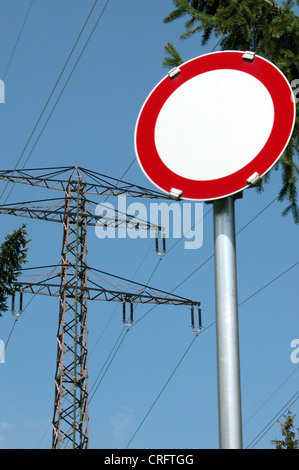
[134,51,296,201]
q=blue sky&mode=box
[0,0,298,450]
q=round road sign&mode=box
[134,51,296,201]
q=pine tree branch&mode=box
[0,224,30,315]
[161,0,299,223]
[162,42,184,68]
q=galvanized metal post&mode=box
[213,196,243,449]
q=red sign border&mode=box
[135,51,296,200]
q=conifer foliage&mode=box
[162,0,299,223]
[271,410,299,449]
[0,224,29,315]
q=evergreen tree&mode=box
[0,224,29,315]
[271,409,299,449]
[162,0,299,223]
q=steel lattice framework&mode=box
[52,178,89,449]
[0,167,201,449]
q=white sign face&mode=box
[135,51,296,201]
[154,69,274,181]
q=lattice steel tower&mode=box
[0,166,201,449]
[52,176,89,448]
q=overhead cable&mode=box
[2,0,34,80]
[246,390,299,449]
[0,0,111,203]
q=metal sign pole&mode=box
[213,196,243,449]
[135,49,295,450]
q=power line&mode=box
[125,334,198,449]
[123,259,299,447]
[87,255,163,396]
[130,204,212,283]
[119,260,298,446]
[236,196,278,235]
[104,200,211,318]
[2,158,138,447]
[0,0,111,203]
[243,364,299,428]
[246,390,299,449]
[88,204,163,395]
[87,256,168,399]
[38,327,126,448]
[101,158,136,204]
[88,154,165,401]
[170,195,279,293]
[89,328,129,403]
[239,261,299,307]
[166,207,212,255]
[131,197,294,329]
[33,193,296,446]
[0,261,61,363]
[3,0,292,448]
[0,317,18,363]
[11,136,286,448]
[85,176,287,390]
[0,0,97,200]
[35,226,298,446]
[87,158,138,357]
[2,0,34,80]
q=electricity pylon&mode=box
[0,166,201,449]
[53,176,89,449]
